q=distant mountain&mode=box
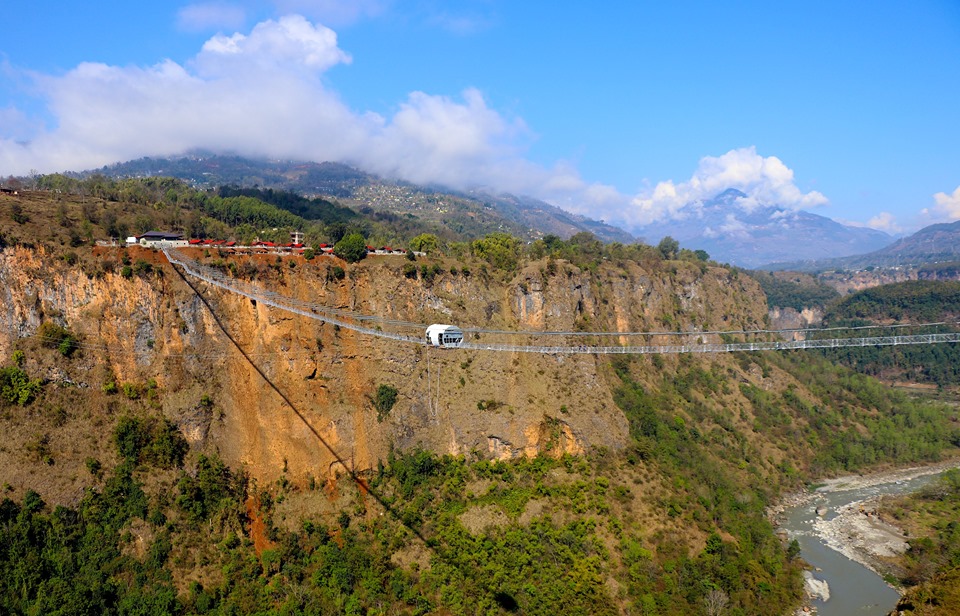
[633,188,892,268]
[92,154,369,197]
[767,219,960,272]
[91,154,634,244]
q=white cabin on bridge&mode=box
[425,324,464,348]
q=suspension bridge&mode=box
[163,247,960,355]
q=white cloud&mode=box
[0,105,42,142]
[627,147,828,227]
[864,212,902,233]
[922,186,960,222]
[10,17,834,234]
[0,14,624,216]
[719,214,750,238]
[176,3,247,32]
[196,14,351,74]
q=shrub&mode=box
[373,384,399,422]
[10,203,28,224]
[36,322,79,357]
[0,365,43,406]
[85,457,102,479]
[657,236,679,260]
[114,415,188,468]
[176,454,245,522]
[409,233,439,254]
[122,382,141,400]
[402,262,417,279]
[133,259,153,276]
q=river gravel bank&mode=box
[772,457,960,612]
[809,459,960,578]
[770,457,960,523]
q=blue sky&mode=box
[2,1,959,234]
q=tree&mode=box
[703,588,729,616]
[472,232,521,272]
[657,236,679,260]
[334,232,368,263]
[409,233,440,254]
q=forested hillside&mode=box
[816,281,960,387]
[745,270,840,310]
[882,470,960,614]
[87,155,636,244]
[0,183,958,614]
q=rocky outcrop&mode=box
[769,306,824,338]
[0,246,770,490]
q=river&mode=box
[778,461,960,615]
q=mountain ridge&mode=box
[766,219,960,272]
[87,154,636,244]
[631,188,893,268]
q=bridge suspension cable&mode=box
[163,247,960,355]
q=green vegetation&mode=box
[746,270,840,310]
[409,232,440,254]
[215,185,357,225]
[372,383,399,422]
[657,235,679,260]
[817,281,960,387]
[0,360,43,406]
[36,322,79,357]
[824,280,960,323]
[0,413,190,616]
[176,454,246,522]
[766,351,960,473]
[896,470,960,584]
[114,415,189,469]
[334,232,368,263]
[880,470,960,614]
[471,232,522,272]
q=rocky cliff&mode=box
[0,245,769,496]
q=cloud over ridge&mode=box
[0,15,865,232]
[627,147,829,227]
[0,14,621,215]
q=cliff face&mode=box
[768,306,824,335]
[0,246,769,491]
